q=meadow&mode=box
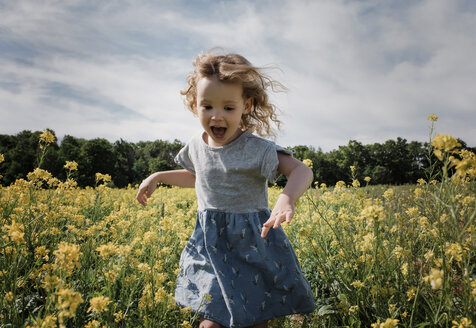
[0,128,475,328]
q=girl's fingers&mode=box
[261,217,275,238]
[261,210,294,238]
[273,213,285,229]
[273,211,293,229]
[261,226,270,238]
[285,210,293,224]
[136,188,149,206]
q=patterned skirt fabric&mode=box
[175,210,315,328]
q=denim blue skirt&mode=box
[175,209,315,327]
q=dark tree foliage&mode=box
[0,129,473,187]
[77,138,117,187]
[288,138,430,187]
[113,139,137,188]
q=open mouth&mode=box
[211,126,227,138]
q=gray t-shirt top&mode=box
[174,130,292,213]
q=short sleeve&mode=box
[174,143,196,174]
[261,143,294,182]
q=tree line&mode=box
[1,129,474,188]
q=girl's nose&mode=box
[210,108,223,120]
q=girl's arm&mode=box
[136,169,196,206]
[261,153,313,238]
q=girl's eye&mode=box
[224,106,234,111]
[202,105,212,110]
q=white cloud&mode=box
[1,0,475,151]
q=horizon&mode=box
[5,125,474,152]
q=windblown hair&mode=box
[181,50,284,138]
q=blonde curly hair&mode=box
[181,50,284,138]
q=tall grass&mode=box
[1,123,475,327]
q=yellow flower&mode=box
[84,320,101,328]
[371,318,399,328]
[359,233,375,253]
[445,242,463,262]
[40,315,57,328]
[417,178,427,185]
[95,173,111,184]
[35,246,49,260]
[303,159,313,169]
[0,153,4,164]
[64,161,78,171]
[360,205,385,222]
[204,293,212,301]
[154,287,167,303]
[348,305,358,313]
[180,306,192,315]
[42,274,61,291]
[5,291,14,302]
[181,321,193,328]
[414,188,424,197]
[96,243,117,260]
[54,242,82,276]
[461,195,475,206]
[2,220,25,245]
[423,268,444,290]
[452,317,473,328]
[104,270,119,283]
[452,150,476,179]
[364,176,371,183]
[428,113,438,122]
[117,245,132,257]
[335,180,347,189]
[27,168,53,184]
[401,262,408,276]
[88,296,111,314]
[406,287,416,301]
[137,263,150,273]
[114,311,125,323]
[383,188,394,200]
[432,134,461,160]
[39,130,55,145]
[405,207,419,217]
[142,231,158,245]
[350,165,356,173]
[392,246,404,259]
[351,280,364,289]
[56,288,83,324]
[352,179,360,188]
[138,283,153,310]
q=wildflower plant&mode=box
[0,134,197,327]
[1,118,474,327]
[281,116,475,327]
[37,130,55,169]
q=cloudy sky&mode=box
[1,0,475,151]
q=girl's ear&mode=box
[244,97,253,114]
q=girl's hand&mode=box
[136,170,195,206]
[136,175,158,206]
[261,193,294,238]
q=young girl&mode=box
[136,51,315,328]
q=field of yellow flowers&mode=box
[1,123,475,327]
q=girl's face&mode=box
[196,76,252,147]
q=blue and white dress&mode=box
[174,130,315,328]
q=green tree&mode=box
[113,139,137,188]
[58,135,86,181]
[0,131,38,185]
[78,138,116,187]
